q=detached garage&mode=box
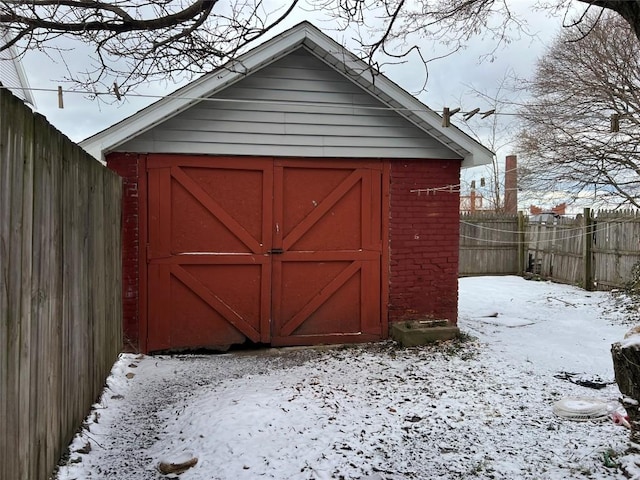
[82,22,493,353]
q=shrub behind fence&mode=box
[0,88,122,480]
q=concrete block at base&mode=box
[390,320,460,347]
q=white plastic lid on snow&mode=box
[552,397,611,422]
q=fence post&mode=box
[517,211,526,276]
[583,207,594,291]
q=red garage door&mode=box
[145,155,385,351]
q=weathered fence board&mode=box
[593,211,640,289]
[460,210,640,290]
[525,216,585,286]
[459,213,519,276]
[0,87,122,480]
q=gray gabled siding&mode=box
[118,47,462,159]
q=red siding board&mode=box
[388,159,461,325]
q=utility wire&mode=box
[460,220,640,244]
[461,214,640,236]
[0,84,570,118]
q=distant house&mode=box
[0,32,35,105]
[82,21,493,353]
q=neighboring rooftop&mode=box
[0,31,36,106]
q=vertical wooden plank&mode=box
[77,146,90,445]
[360,169,371,249]
[7,91,22,480]
[48,118,64,480]
[58,138,69,465]
[270,162,284,341]
[86,157,96,404]
[60,139,77,456]
[73,144,90,446]
[49,128,65,480]
[369,169,382,250]
[380,161,390,339]
[517,211,526,276]
[101,171,111,366]
[95,160,102,380]
[114,169,123,360]
[90,159,106,400]
[0,86,13,480]
[18,97,35,480]
[3,88,30,480]
[106,171,123,366]
[0,89,8,480]
[260,160,273,343]
[531,222,542,275]
[31,117,43,479]
[146,264,172,351]
[584,208,594,291]
[30,111,54,479]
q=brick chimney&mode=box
[504,155,518,214]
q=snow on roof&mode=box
[80,21,493,168]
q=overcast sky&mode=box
[15,0,577,210]
[17,0,578,147]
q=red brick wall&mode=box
[388,159,462,325]
[106,153,140,351]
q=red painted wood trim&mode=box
[148,154,272,170]
[170,165,261,253]
[282,169,363,251]
[280,260,363,336]
[380,160,391,339]
[170,265,261,342]
[260,162,274,342]
[271,333,381,347]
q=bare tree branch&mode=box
[460,69,521,212]
[577,0,640,39]
[0,0,301,93]
[2,0,640,94]
[517,11,640,208]
[0,0,215,34]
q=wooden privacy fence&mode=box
[526,215,588,286]
[459,213,522,276]
[460,210,640,291]
[0,88,122,480]
[592,211,640,289]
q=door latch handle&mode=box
[268,248,284,255]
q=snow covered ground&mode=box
[56,276,639,480]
